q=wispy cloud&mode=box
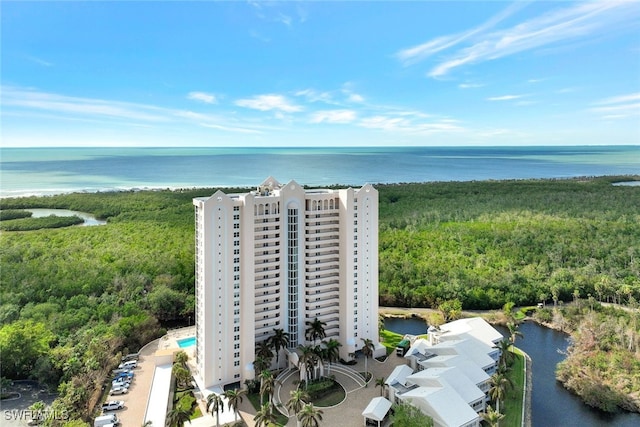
[458,83,485,89]
[235,94,303,112]
[24,54,53,67]
[399,2,639,78]
[309,110,356,124]
[396,1,528,66]
[2,86,265,133]
[487,94,527,101]
[593,92,640,105]
[358,115,463,134]
[590,92,640,119]
[295,89,336,104]
[187,91,218,104]
[2,86,167,122]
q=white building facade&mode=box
[193,177,380,389]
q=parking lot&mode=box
[102,343,158,426]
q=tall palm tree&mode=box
[298,403,324,427]
[270,328,290,370]
[481,405,505,427]
[254,355,270,375]
[374,377,387,397]
[361,338,374,385]
[259,369,276,405]
[298,345,319,383]
[286,389,310,427]
[322,338,342,375]
[206,393,224,427]
[256,339,274,364]
[489,372,513,413]
[253,402,277,427]
[507,322,524,345]
[494,339,513,370]
[305,318,327,345]
[223,388,247,424]
[165,407,192,427]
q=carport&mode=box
[362,396,392,427]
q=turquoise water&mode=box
[177,336,195,348]
[1,146,638,197]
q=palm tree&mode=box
[253,402,277,427]
[286,389,310,427]
[165,407,192,427]
[256,339,274,364]
[305,318,327,345]
[481,405,505,427]
[361,338,374,385]
[254,355,270,375]
[298,345,319,383]
[374,377,387,397]
[259,369,276,405]
[507,322,524,345]
[223,388,247,424]
[322,338,342,374]
[489,372,513,413]
[270,328,290,370]
[206,393,224,427]
[298,403,323,427]
[494,339,513,370]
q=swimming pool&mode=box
[177,336,196,348]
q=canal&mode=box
[383,317,639,426]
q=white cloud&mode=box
[458,83,485,89]
[235,94,302,112]
[593,92,640,105]
[187,91,218,104]
[2,86,266,134]
[2,86,167,122]
[396,1,528,66]
[347,93,364,103]
[309,110,356,124]
[589,92,640,119]
[358,115,463,134]
[295,89,336,104]
[24,54,53,67]
[400,2,639,78]
[487,94,527,101]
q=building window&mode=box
[234,231,240,238]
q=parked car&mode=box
[111,368,132,376]
[113,372,134,381]
[118,360,137,369]
[111,381,131,388]
[109,386,128,396]
[121,353,139,362]
[102,400,125,411]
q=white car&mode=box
[118,360,137,369]
[102,400,125,411]
[109,386,128,395]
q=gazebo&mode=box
[362,396,392,427]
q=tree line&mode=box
[0,176,638,424]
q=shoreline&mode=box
[2,175,639,200]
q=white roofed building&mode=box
[386,317,503,427]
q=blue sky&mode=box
[2,1,639,147]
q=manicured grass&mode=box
[502,348,525,426]
[247,392,289,426]
[380,329,404,351]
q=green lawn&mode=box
[247,392,289,426]
[380,329,404,351]
[501,348,525,426]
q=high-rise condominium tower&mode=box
[193,177,380,389]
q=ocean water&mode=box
[1,146,638,198]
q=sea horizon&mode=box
[1,145,639,198]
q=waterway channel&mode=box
[383,317,639,426]
[26,208,106,226]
